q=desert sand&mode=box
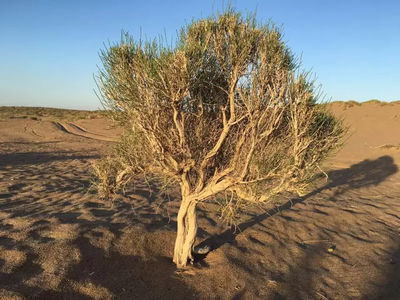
[0,102,399,299]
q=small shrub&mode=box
[346,100,361,107]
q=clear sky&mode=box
[1,0,399,110]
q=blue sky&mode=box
[1,0,399,110]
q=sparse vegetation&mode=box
[93,7,346,268]
[364,99,382,105]
[372,143,400,150]
[363,99,394,106]
[0,106,103,121]
[331,99,400,109]
[347,100,362,107]
[330,101,360,109]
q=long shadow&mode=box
[0,151,100,168]
[0,141,62,145]
[1,236,196,300]
[0,152,201,238]
[0,166,198,299]
[195,155,398,256]
[281,213,400,299]
[0,144,202,298]
[62,236,195,300]
[1,150,397,298]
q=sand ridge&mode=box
[0,117,120,145]
[51,122,118,142]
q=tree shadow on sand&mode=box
[0,151,100,168]
[374,244,400,299]
[30,236,196,300]
[0,162,197,299]
[0,148,201,299]
[193,155,399,299]
[1,236,196,300]
[196,155,398,257]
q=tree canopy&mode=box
[93,7,346,268]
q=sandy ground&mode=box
[0,103,399,300]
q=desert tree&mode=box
[93,8,345,268]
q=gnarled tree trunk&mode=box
[173,191,198,268]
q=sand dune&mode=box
[0,103,399,299]
[51,122,118,142]
[0,118,119,144]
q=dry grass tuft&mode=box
[347,100,362,107]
